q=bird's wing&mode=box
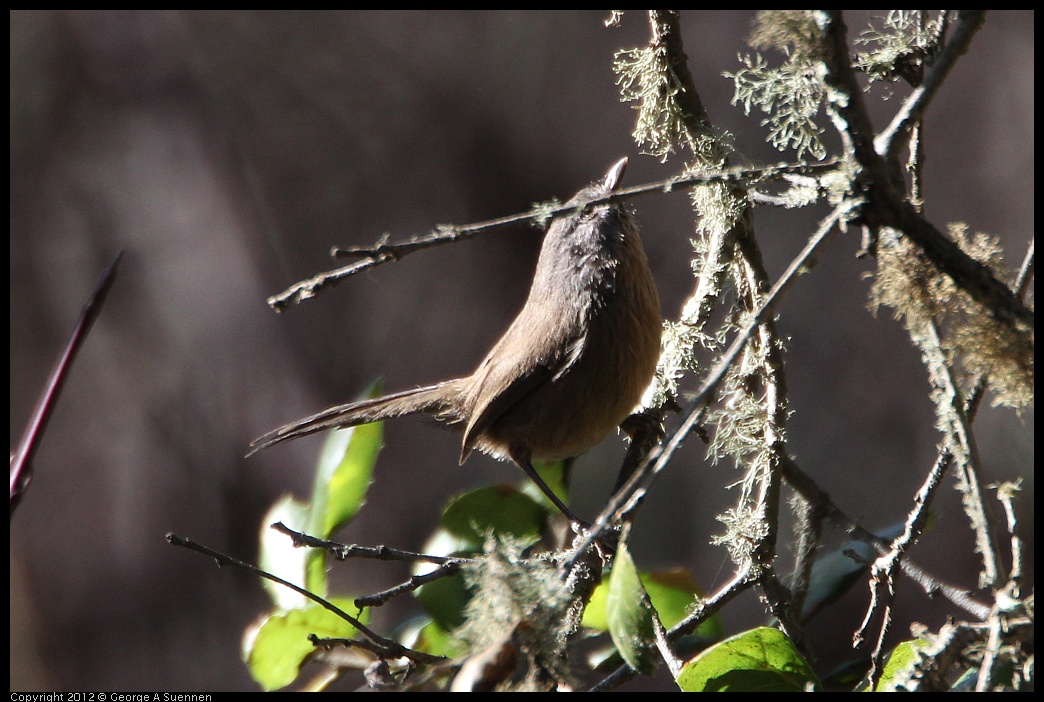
[459,306,590,463]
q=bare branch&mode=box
[264,160,839,311]
[271,521,468,566]
[875,11,987,160]
[11,251,123,518]
[166,533,445,666]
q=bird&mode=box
[249,157,661,525]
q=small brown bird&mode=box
[250,158,662,524]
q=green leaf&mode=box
[605,542,657,675]
[299,380,384,595]
[863,639,928,691]
[676,626,819,692]
[582,581,612,631]
[410,527,475,631]
[586,567,724,674]
[307,380,383,540]
[413,560,470,632]
[412,482,548,641]
[243,598,369,691]
[441,485,545,548]
[584,568,722,639]
[644,570,706,631]
[257,495,314,609]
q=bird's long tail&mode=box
[247,381,463,456]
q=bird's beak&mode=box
[603,157,628,192]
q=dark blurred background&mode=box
[10,11,1033,691]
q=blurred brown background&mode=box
[10,11,1033,691]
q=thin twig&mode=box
[269,522,469,609]
[994,481,1023,591]
[354,562,464,609]
[264,160,840,311]
[875,11,986,160]
[166,533,445,665]
[921,306,1002,587]
[976,609,1005,692]
[1013,239,1035,299]
[816,11,1033,330]
[652,615,684,680]
[856,436,952,689]
[272,521,468,565]
[11,251,123,518]
[858,569,897,690]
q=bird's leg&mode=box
[612,410,666,493]
[513,456,589,529]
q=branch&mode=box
[11,251,123,518]
[166,533,445,666]
[994,481,1024,593]
[815,11,1033,331]
[269,522,469,609]
[855,436,952,689]
[648,10,716,146]
[264,160,839,311]
[271,521,467,566]
[779,453,991,621]
[646,12,806,649]
[976,482,1025,691]
[566,202,853,569]
[352,563,464,610]
[875,11,986,160]
[588,564,754,691]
